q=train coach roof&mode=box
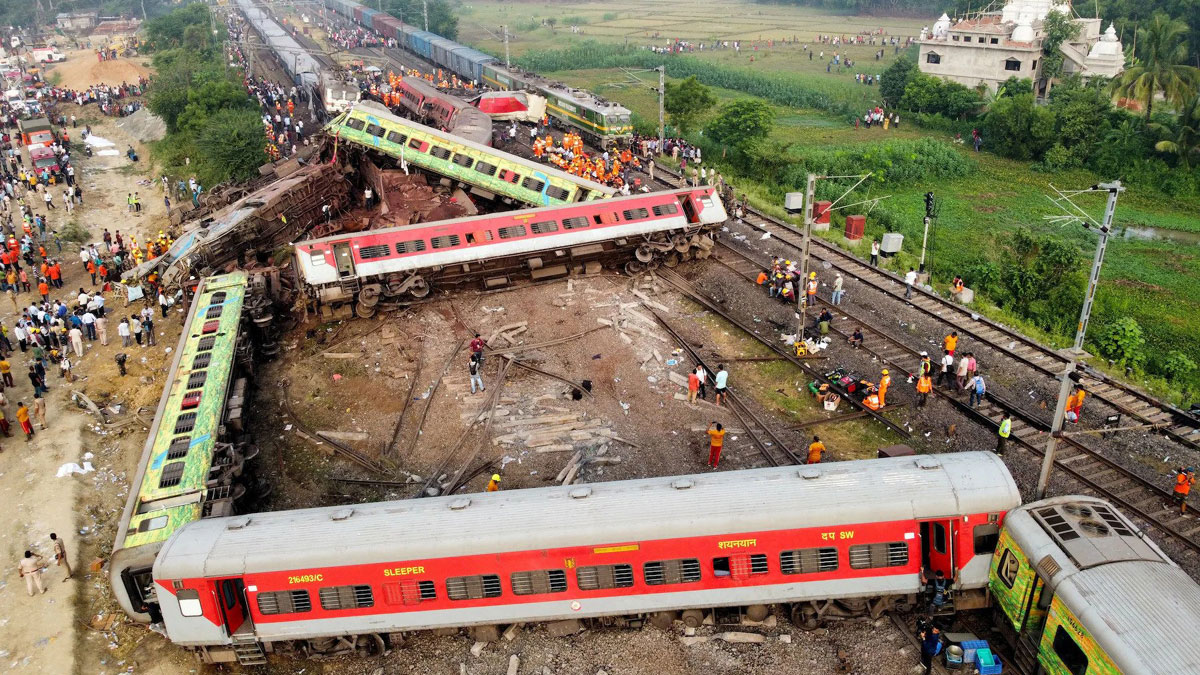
[155,452,1018,579]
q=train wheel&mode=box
[359,284,382,307]
[672,234,690,253]
[681,609,705,628]
[662,253,679,268]
[624,261,646,276]
[649,611,676,630]
[792,605,820,631]
[679,249,693,262]
[356,301,377,318]
[408,276,431,298]
[746,604,770,622]
[635,244,655,263]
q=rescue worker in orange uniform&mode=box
[487,474,501,492]
[878,369,891,407]
[916,372,932,407]
[806,436,825,464]
[1173,467,1195,514]
[756,270,769,286]
[1066,388,1086,422]
[863,390,882,410]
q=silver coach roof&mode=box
[155,452,1018,579]
[1003,497,1200,673]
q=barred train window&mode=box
[166,436,191,460]
[521,177,545,192]
[545,186,571,201]
[358,244,391,260]
[498,225,527,239]
[510,569,567,595]
[474,162,497,176]
[382,580,437,605]
[430,146,451,160]
[652,203,679,217]
[848,542,908,569]
[159,461,185,488]
[346,118,365,131]
[643,558,701,585]
[396,240,427,254]
[319,585,374,610]
[205,306,223,319]
[386,131,407,144]
[257,590,312,615]
[530,221,558,234]
[576,564,634,590]
[561,216,589,230]
[365,124,384,137]
[780,547,839,574]
[430,234,461,249]
[622,208,650,221]
[187,371,208,389]
[452,153,473,167]
[197,336,217,351]
[174,412,197,434]
[446,574,502,600]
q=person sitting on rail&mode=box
[863,388,882,410]
[848,326,864,349]
[813,308,833,334]
[780,280,796,303]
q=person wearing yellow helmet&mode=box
[487,474,501,492]
[879,369,892,406]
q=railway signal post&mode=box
[785,173,817,339]
[1036,180,1123,499]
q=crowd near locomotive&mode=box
[320,0,633,143]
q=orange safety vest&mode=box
[917,375,932,393]
[864,394,882,410]
[1176,473,1194,495]
[756,271,769,285]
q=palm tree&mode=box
[1110,13,1200,121]
[1151,95,1200,168]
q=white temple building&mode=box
[917,0,1125,95]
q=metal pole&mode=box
[422,0,428,31]
[503,25,510,68]
[919,215,930,273]
[798,173,816,339]
[1035,180,1122,498]
[657,66,665,152]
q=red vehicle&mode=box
[392,76,491,146]
[151,452,1020,664]
[294,187,727,313]
[28,145,58,177]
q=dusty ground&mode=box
[45,50,152,90]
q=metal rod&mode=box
[1061,422,1165,437]
[657,66,665,153]
[798,173,816,339]
[1037,180,1122,498]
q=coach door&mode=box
[919,519,955,579]
[332,243,356,278]
[215,578,252,636]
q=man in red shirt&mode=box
[469,333,486,363]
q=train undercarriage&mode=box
[191,589,973,664]
[306,227,718,319]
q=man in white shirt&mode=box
[904,268,917,300]
[937,350,955,388]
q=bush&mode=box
[1161,350,1198,383]
[564,15,589,25]
[602,12,619,20]
[1096,317,1147,369]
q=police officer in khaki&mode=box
[51,533,71,581]
[18,550,47,596]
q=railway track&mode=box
[650,168,1200,453]
[711,240,1200,557]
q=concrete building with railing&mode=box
[917,0,1124,95]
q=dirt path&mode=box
[46,50,151,90]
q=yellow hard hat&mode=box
[491,474,501,482]
[809,272,817,279]
[882,369,889,375]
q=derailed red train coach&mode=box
[294,186,727,312]
[151,452,1019,663]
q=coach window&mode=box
[561,217,589,230]
[643,558,702,585]
[576,564,634,590]
[430,146,452,160]
[933,523,947,555]
[396,240,427,254]
[848,542,909,569]
[359,244,391,260]
[712,554,769,578]
[166,436,191,461]
[995,549,1020,589]
[386,131,408,145]
[174,412,198,434]
[474,161,498,177]
[530,220,559,235]
[383,580,438,606]
[622,207,650,221]
[501,170,522,185]
[973,524,1000,554]
[430,234,462,249]
[592,212,619,225]
[1052,626,1089,675]
[465,230,494,244]
[176,589,202,617]
[365,124,384,137]
[346,118,365,131]
[545,186,571,202]
[651,203,679,216]
[408,138,427,152]
[510,569,568,595]
[319,585,374,610]
[256,590,312,615]
[498,225,527,239]
[780,547,839,575]
[446,574,502,600]
[521,177,546,192]
[451,153,474,168]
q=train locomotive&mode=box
[152,452,1020,664]
[322,0,633,143]
[294,186,725,313]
